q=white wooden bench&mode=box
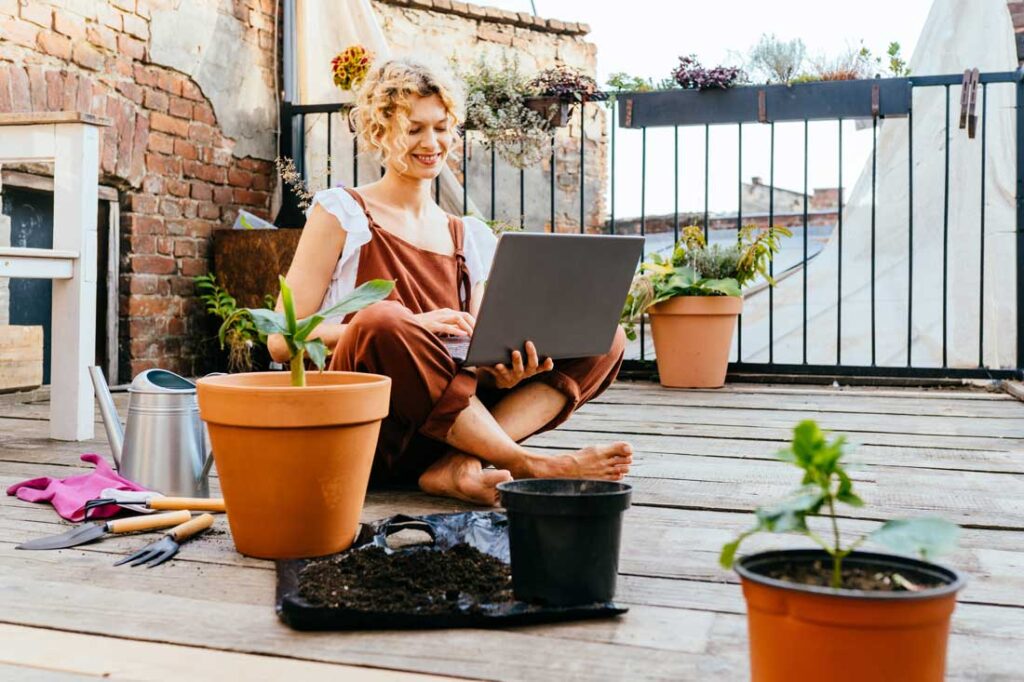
[0,112,109,441]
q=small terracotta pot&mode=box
[736,550,965,682]
[647,296,741,388]
[196,371,391,559]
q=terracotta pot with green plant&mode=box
[721,420,963,682]
[196,276,394,559]
[621,224,790,388]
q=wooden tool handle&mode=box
[169,513,215,542]
[108,510,191,534]
[149,497,226,513]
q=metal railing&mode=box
[278,69,1024,382]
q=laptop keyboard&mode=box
[439,335,471,362]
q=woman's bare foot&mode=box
[418,452,513,506]
[520,442,633,481]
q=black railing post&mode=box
[273,101,306,228]
[1016,67,1024,375]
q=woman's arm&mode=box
[470,281,485,318]
[267,204,348,363]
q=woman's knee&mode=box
[347,300,412,339]
[608,326,627,360]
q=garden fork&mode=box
[115,513,214,568]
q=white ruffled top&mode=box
[308,187,498,323]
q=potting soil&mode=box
[766,560,946,591]
[298,543,512,614]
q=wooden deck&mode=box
[1,381,1023,680]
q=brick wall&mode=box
[0,0,277,379]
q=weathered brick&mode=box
[230,0,247,21]
[159,198,182,218]
[0,69,12,112]
[250,172,271,191]
[184,219,213,238]
[258,28,273,50]
[116,80,142,104]
[150,111,189,137]
[130,113,150,184]
[37,30,72,59]
[145,152,181,176]
[0,16,40,48]
[181,79,203,102]
[173,138,198,160]
[53,11,86,40]
[233,188,267,206]
[72,42,105,71]
[188,122,214,145]
[211,148,231,167]
[198,202,220,220]
[45,69,62,110]
[124,213,163,235]
[122,12,149,40]
[173,239,196,257]
[117,34,146,61]
[134,64,159,87]
[143,87,168,111]
[20,1,50,28]
[227,167,252,188]
[97,3,122,30]
[112,0,136,12]
[85,24,117,51]
[212,186,232,203]
[148,131,174,154]
[0,0,17,16]
[237,157,270,173]
[156,236,173,254]
[128,293,177,316]
[180,257,207,277]
[478,26,512,46]
[168,95,192,118]
[115,101,137,179]
[142,174,163,194]
[196,165,226,184]
[126,193,159,214]
[181,200,198,218]
[189,181,212,201]
[129,275,160,295]
[26,66,46,112]
[157,70,184,96]
[192,102,215,125]
[167,179,190,197]
[61,70,79,110]
[130,234,156,254]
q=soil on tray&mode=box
[298,544,512,614]
[764,560,945,592]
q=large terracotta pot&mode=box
[647,295,742,388]
[196,371,391,559]
[736,550,965,682]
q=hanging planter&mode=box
[524,96,571,128]
[618,76,912,128]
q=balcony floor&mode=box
[2,380,1022,680]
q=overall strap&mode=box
[447,215,471,313]
[343,187,375,225]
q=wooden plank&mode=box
[0,112,110,127]
[558,414,1022,452]
[574,401,1024,439]
[527,429,1024,474]
[0,624,454,681]
[606,380,1014,401]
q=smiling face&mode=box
[391,93,455,181]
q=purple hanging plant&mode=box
[672,55,744,91]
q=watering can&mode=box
[88,367,215,498]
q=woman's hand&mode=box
[479,341,554,390]
[413,308,475,336]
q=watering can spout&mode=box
[88,366,124,468]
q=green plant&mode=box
[483,218,523,236]
[529,65,605,101]
[605,72,655,93]
[235,276,394,387]
[195,274,262,373]
[621,225,791,340]
[720,420,959,589]
[457,54,551,169]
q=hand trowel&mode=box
[16,510,192,550]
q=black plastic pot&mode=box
[497,479,632,606]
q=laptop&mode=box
[441,232,645,368]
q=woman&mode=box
[269,58,631,506]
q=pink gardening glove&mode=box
[6,453,149,522]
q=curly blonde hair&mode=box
[351,58,464,173]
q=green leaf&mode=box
[293,314,324,344]
[246,308,288,336]
[835,468,863,507]
[304,338,329,371]
[791,420,824,464]
[305,279,395,325]
[754,487,824,533]
[701,278,741,297]
[869,518,960,560]
[719,539,742,568]
[280,275,298,335]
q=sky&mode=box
[480,0,937,217]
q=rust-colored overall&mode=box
[329,189,626,483]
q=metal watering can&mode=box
[88,367,215,498]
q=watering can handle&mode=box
[196,372,225,483]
